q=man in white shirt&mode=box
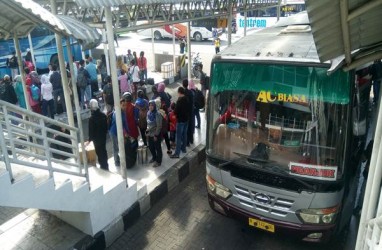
[129,59,140,100]
[125,49,134,65]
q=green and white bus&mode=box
[205,12,370,243]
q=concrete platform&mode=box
[0,134,206,250]
[0,76,206,250]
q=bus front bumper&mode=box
[207,193,336,243]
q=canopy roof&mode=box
[305,0,382,71]
[74,0,205,8]
[0,0,101,50]
[56,15,101,50]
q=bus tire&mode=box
[328,218,351,248]
[154,31,162,40]
[194,32,203,42]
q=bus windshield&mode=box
[207,62,351,182]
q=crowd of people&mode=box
[83,46,208,169]
[0,47,150,115]
[1,47,207,171]
[86,76,206,170]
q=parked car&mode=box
[137,23,213,42]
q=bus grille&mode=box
[230,166,305,192]
[234,185,294,217]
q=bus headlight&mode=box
[297,205,339,224]
[206,174,232,200]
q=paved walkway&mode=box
[0,74,206,250]
[107,165,358,250]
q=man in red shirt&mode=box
[137,51,147,82]
[123,92,139,168]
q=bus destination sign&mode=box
[288,162,338,181]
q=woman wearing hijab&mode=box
[13,75,26,109]
[157,82,171,109]
[40,74,55,119]
[155,97,172,155]
[24,49,35,72]
[25,71,41,114]
[146,100,163,167]
[87,99,109,170]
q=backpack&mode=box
[31,84,40,101]
[77,68,89,88]
[194,89,205,109]
[137,105,148,129]
[160,112,168,135]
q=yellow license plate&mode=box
[248,218,275,233]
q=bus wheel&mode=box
[154,31,162,40]
[194,32,203,42]
[329,219,351,249]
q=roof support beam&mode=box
[50,0,75,131]
[62,0,68,14]
[14,34,31,111]
[0,27,11,40]
[43,0,281,32]
[14,20,32,31]
[339,0,352,64]
[343,51,382,71]
[348,0,382,21]
[105,6,127,183]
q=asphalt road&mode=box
[107,161,357,250]
[111,30,248,77]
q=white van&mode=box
[137,23,212,41]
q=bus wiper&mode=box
[233,152,271,163]
[218,151,270,168]
[218,154,248,168]
[233,152,316,191]
[261,164,316,191]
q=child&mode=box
[118,69,130,94]
[168,102,177,149]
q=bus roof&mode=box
[218,12,323,65]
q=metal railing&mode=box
[0,100,89,184]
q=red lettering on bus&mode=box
[290,165,335,179]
